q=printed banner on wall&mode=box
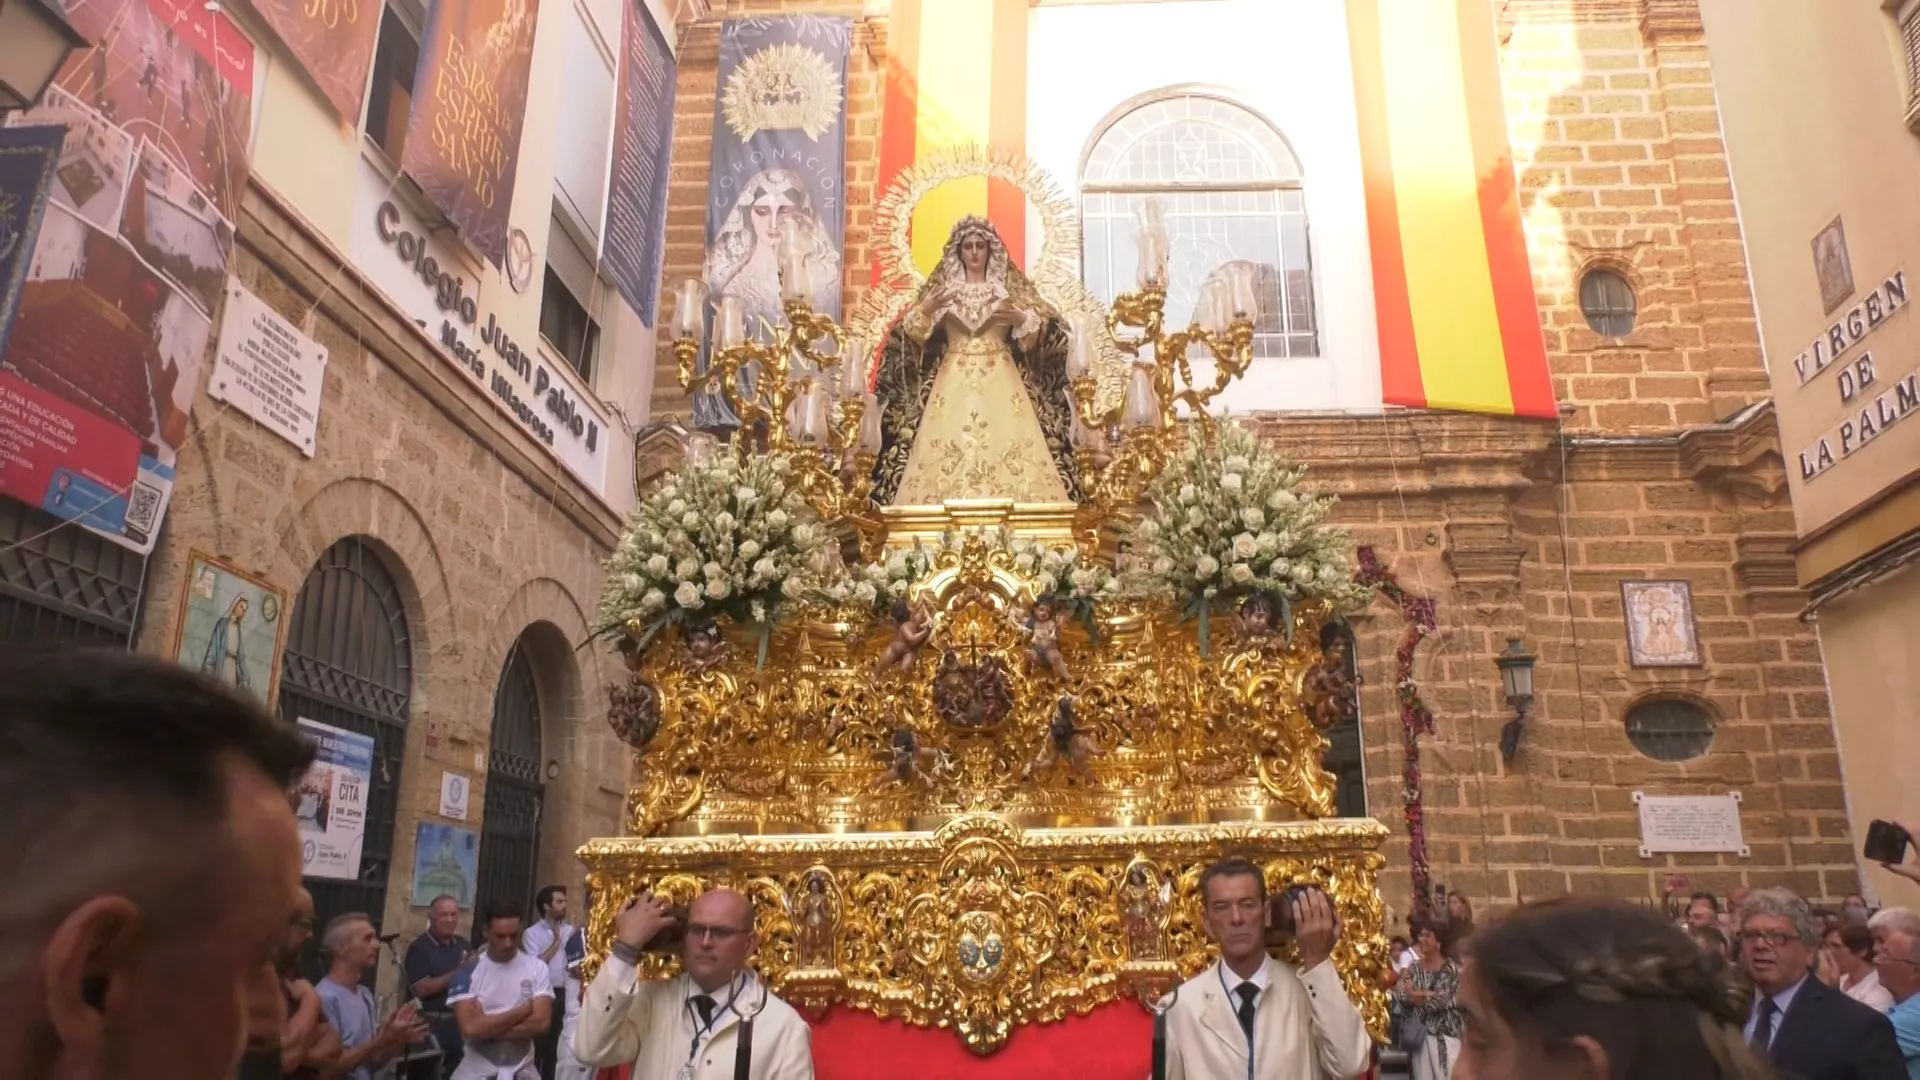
[402,0,540,266]
[1,0,255,552]
[875,0,1030,278]
[248,0,382,123]
[1346,0,1555,419]
[294,717,375,881]
[602,0,677,326]
[693,15,851,430]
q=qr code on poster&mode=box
[125,481,161,536]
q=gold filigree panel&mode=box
[580,816,1391,1054]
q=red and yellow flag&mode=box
[876,0,1030,278]
[1347,0,1557,419]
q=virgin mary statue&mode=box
[871,217,1082,505]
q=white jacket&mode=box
[573,959,813,1080]
[1163,957,1373,1080]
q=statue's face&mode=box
[960,233,990,275]
[750,188,800,250]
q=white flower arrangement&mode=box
[596,451,832,655]
[1124,421,1366,645]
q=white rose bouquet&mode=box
[595,451,832,662]
[1124,421,1366,652]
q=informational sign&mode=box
[209,280,328,456]
[402,0,540,265]
[439,770,470,821]
[294,718,376,880]
[603,0,677,325]
[1635,791,1749,858]
[1792,268,1910,483]
[350,170,611,494]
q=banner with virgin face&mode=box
[692,15,851,431]
[402,0,539,267]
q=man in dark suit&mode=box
[1737,888,1906,1080]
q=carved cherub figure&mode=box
[869,727,946,791]
[793,870,837,969]
[683,620,730,672]
[876,599,933,674]
[1304,622,1360,731]
[1024,599,1071,681]
[1022,697,1104,782]
[1120,862,1172,962]
[1235,592,1278,641]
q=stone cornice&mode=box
[236,179,624,548]
[1244,411,1559,498]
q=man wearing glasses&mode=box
[1736,888,1904,1080]
[1876,929,1920,1079]
[573,887,814,1079]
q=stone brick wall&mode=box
[635,0,1857,928]
[139,183,632,952]
[1500,0,1773,430]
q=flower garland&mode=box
[834,528,1121,629]
[1355,546,1439,918]
[1125,421,1368,652]
[596,452,831,659]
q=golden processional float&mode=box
[581,151,1389,1055]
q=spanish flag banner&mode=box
[1347,0,1557,419]
[877,0,1030,278]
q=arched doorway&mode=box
[475,635,543,925]
[280,537,412,976]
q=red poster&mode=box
[0,373,142,530]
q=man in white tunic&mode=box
[450,902,554,1080]
[1162,857,1374,1080]
[574,887,814,1079]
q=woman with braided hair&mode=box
[1454,897,1775,1080]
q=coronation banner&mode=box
[876,0,1029,277]
[2,0,255,552]
[603,0,677,326]
[1346,0,1556,419]
[693,15,851,430]
[248,0,382,123]
[403,0,539,266]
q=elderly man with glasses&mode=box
[572,887,813,1079]
[1876,928,1920,1079]
[1736,888,1905,1080]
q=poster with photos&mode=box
[171,550,291,706]
[1621,580,1702,668]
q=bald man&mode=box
[573,888,813,1079]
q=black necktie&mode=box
[1750,996,1776,1054]
[692,994,716,1028]
[1235,982,1259,1041]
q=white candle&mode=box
[673,279,707,340]
[1136,198,1169,288]
[1123,363,1161,429]
[716,296,747,350]
[1197,278,1231,334]
[857,393,884,455]
[1066,313,1093,381]
[840,334,869,398]
[1227,261,1259,322]
[778,216,812,305]
[800,382,831,444]
[1070,409,1105,452]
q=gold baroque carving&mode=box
[579,815,1392,1054]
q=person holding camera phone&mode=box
[1161,857,1372,1080]
[572,887,814,1079]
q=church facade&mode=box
[645,0,1854,924]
